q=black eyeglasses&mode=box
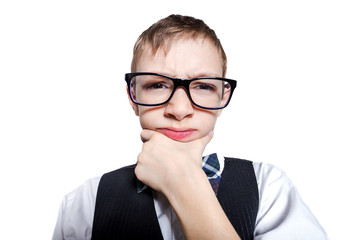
[125,72,237,110]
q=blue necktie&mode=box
[202,153,221,194]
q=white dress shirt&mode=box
[52,156,329,240]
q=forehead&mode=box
[136,37,223,77]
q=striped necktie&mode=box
[202,153,221,194]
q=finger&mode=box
[140,129,156,143]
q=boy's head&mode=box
[131,14,227,77]
[127,15,235,143]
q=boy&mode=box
[53,14,328,240]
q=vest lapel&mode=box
[92,165,163,240]
[217,158,259,240]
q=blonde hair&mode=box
[131,14,227,77]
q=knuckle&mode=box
[137,152,143,163]
[151,132,161,141]
[134,165,143,180]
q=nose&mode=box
[164,87,194,120]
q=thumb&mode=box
[140,129,156,143]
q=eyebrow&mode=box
[189,72,222,78]
[155,72,222,79]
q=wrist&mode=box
[162,166,209,201]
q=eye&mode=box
[145,82,168,89]
[142,80,172,91]
[192,82,216,91]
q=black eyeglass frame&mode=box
[125,72,237,110]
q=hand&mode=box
[135,129,240,240]
[135,129,213,195]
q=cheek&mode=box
[138,107,161,129]
[196,111,219,134]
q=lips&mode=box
[158,128,196,141]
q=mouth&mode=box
[157,128,196,141]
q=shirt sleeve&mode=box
[252,162,329,240]
[52,177,100,240]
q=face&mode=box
[129,37,223,142]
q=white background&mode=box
[1,0,359,239]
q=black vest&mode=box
[92,158,259,240]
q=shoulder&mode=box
[252,162,291,190]
[251,161,305,208]
[251,161,300,214]
[54,165,136,240]
[251,162,298,210]
[53,176,101,239]
[64,176,101,204]
[223,159,293,200]
[61,164,137,215]
[64,164,137,204]
[62,175,102,220]
[250,162,329,239]
[222,157,285,186]
[101,164,136,180]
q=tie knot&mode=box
[202,153,220,178]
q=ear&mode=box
[126,87,139,116]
